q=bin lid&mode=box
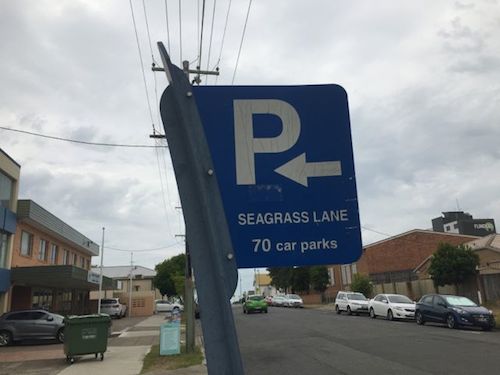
[64,314,111,324]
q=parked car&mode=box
[284,294,304,308]
[243,295,268,314]
[335,291,369,315]
[154,299,184,314]
[415,294,495,330]
[368,293,415,320]
[100,298,127,318]
[0,309,65,346]
[264,296,273,305]
[270,295,287,307]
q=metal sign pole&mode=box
[157,42,244,375]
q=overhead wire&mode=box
[164,0,171,53]
[128,0,156,128]
[205,0,218,84]
[178,0,183,64]
[106,242,183,252]
[231,0,253,85]
[196,0,207,83]
[214,0,232,84]
[0,126,166,148]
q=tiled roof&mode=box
[91,265,156,279]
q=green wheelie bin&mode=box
[63,314,111,364]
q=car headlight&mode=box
[451,307,467,315]
[394,306,404,311]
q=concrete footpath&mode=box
[0,314,207,375]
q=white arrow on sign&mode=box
[274,153,342,187]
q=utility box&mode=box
[63,314,111,364]
[160,320,181,355]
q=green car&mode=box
[243,295,268,314]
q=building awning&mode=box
[11,266,115,290]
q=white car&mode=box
[270,295,287,307]
[154,299,184,314]
[284,294,304,308]
[335,291,369,315]
[368,293,415,320]
[100,298,127,318]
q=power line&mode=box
[178,0,183,64]
[232,0,253,85]
[129,0,156,128]
[164,0,171,54]
[205,0,218,84]
[214,0,232,84]
[0,126,167,148]
[106,242,183,252]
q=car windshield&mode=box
[444,296,477,307]
[288,294,301,300]
[248,296,264,301]
[101,299,117,304]
[388,295,412,304]
[348,294,366,301]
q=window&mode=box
[63,249,70,265]
[80,256,85,268]
[0,171,13,209]
[328,267,335,286]
[86,259,90,270]
[72,253,77,265]
[351,263,357,275]
[117,280,123,290]
[0,232,8,268]
[38,239,48,261]
[422,295,433,304]
[134,285,141,292]
[20,231,33,256]
[341,265,352,285]
[49,244,58,264]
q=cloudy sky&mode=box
[1,0,499,295]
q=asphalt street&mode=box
[234,305,500,375]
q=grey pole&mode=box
[129,252,133,318]
[97,227,105,314]
[157,42,244,375]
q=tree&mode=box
[268,267,293,292]
[351,273,373,297]
[310,266,329,293]
[428,243,479,288]
[291,267,310,293]
[153,254,186,297]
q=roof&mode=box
[16,200,99,256]
[91,265,156,279]
[364,229,479,249]
[0,148,21,168]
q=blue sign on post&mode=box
[193,85,362,268]
[160,320,180,356]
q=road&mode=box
[234,305,500,375]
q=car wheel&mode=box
[0,330,12,347]
[387,310,394,321]
[415,311,425,325]
[335,305,341,314]
[347,306,352,315]
[446,314,457,329]
[56,328,64,343]
[243,308,246,314]
[369,308,376,319]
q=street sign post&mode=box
[193,85,362,268]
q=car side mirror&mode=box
[47,316,54,321]
[382,300,388,304]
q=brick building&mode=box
[320,229,478,301]
[9,200,111,315]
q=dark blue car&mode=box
[415,294,495,331]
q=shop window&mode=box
[20,231,33,256]
[38,239,48,261]
[32,288,53,310]
[0,171,13,209]
[49,244,58,264]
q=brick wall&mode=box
[357,230,478,275]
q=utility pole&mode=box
[129,252,133,318]
[98,227,105,314]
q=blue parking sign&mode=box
[193,85,362,268]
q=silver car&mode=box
[0,309,65,346]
